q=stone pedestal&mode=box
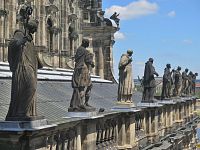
[5,116,45,121]
[158,100,176,105]
[111,102,137,112]
[0,119,56,131]
[137,102,163,108]
[66,106,98,118]
[66,111,98,118]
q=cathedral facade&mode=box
[0,0,118,81]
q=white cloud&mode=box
[105,0,159,20]
[167,10,176,17]
[114,31,125,40]
[183,39,193,44]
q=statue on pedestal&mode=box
[117,50,133,103]
[192,73,198,95]
[181,68,189,95]
[173,66,182,97]
[161,64,172,99]
[69,39,95,112]
[187,71,194,95]
[6,19,43,121]
[142,58,159,102]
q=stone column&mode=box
[192,100,194,116]
[98,41,104,78]
[143,111,147,135]
[8,0,16,35]
[175,105,178,122]
[155,109,158,134]
[161,108,165,136]
[0,16,3,61]
[126,115,136,147]
[170,105,173,126]
[118,117,126,146]
[82,120,97,150]
[148,110,152,134]
[190,101,193,119]
[34,0,40,46]
[61,0,68,51]
[40,0,47,47]
[179,104,182,121]
[115,121,119,144]
[180,103,184,125]
[184,103,187,121]
[166,106,170,127]
[171,105,174,125]
[187,102,189,122]
[76,125,82,150]
[163,108,166,128]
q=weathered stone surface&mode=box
[118,50,133,103]
[142,58,159,102]
[6,19,43,121]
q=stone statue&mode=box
[161,64,172,99]
[142,58,159,102]
[181,68,189,95]
[110,12,120,27]
[187,71,194,95]
[6,19,43,121]
[173,66,182,97]
[192,73,198,95]
[118,50,133,103]
[69,39,95,112]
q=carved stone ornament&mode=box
[49,0,54,4]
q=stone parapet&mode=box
[0,97,199,150]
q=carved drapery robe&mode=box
[6,30,43,120]
[173,70,182,96]
[118,54,133,102]
[70,46,93,110]
[142,61,158,101]
[182,71,188,94]
[161,68,172,99]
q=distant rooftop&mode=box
[0,62,143,122]
[0,62,112,83]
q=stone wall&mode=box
[0,0,117,81]
[0,98,198,150]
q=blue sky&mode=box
[103,0,200,79]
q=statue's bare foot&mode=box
[85,103,92,107]
[79,105,86,110]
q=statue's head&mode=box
[177,66,181,71]
[166,64,171,68]
[127,49,133,56]
[81,39,89,48]
[27,19,38,34]
[185,68,189,72]
[149,58,154,63]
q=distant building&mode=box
[0,0,118,81]
[134,77,163,95]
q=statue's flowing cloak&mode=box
[70,46,93,108]
[6,30,42,119]
[143,61,156,88]
[118,54,133,101]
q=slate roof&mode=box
[0,62,142,122]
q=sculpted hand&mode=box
[18,36,27,45]
[156,73,159,77]
[128,58,132,63]
[91,63,95,68]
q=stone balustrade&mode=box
[0,98,199,150]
